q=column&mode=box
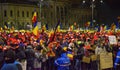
[63,7,65,27]
[59,6,61,22]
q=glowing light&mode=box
[100,0,103,3]
[83,0,86,3]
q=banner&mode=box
[90,55,97,61]
[100,53,113,69]
[82,56,90,63]
[108,35,117,45]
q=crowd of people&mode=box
[0,30,120,70]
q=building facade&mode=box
[0,2,40,30]
[0,0,92,30]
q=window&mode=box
[17,11,20,17]
[56,6,59,14]
[37,12,38,16]
[10,10,13,17]
[51,12,53,18]
[4,22,7,27]
[27,11,29,17]
[11,22,13,26]
[22,11,24,17]
[4,10,7,17]
[61,7,64,20]
[32,12,34,16]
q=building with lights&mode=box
[0,0,92,29]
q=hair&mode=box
[4,49,16,63]
[79,43,85,47]
[36,45,43,51]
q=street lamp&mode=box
[39,0,43,28]
[82,0,103,27]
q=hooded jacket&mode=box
[55,53,71,70]
[1,63,18,70]
[114,50,120,68]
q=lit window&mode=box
[32,12,34,16]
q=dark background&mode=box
[105,0,120,9]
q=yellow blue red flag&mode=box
[32,12,38,35]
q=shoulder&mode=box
[1,63,18,70]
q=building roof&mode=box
[0,0,38,5]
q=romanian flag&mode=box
[32,12,39,36]
[56,25,60,32]
[111,23,116,31]
[32,12,37,24]
[85,21,91,27]
[42,25,46,31]
[69,25,74,31]
[104,25,107,31]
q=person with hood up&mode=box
[25,45,35,70]
[54,50,71,70]
[114,47,120,70]
[1,49,19,70]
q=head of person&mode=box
[79,43,84,48]
[4,49,16,63]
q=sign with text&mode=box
[108,35,117,44]
[100,53,113,69]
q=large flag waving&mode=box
[32,12,39,36]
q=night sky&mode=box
[105,0,120,10]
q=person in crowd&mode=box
[54,50,71,70]
[0,28,120,70]
[0,46,4,69]
[114,40,120,70]
[16,45,26,70]
[114,47,120,70]
[25,45,35,70]
[75,42,85,70]
[1,49,19,70]
[34,45,43,70]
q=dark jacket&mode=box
[76,47,84,60]
[25,46,35,66]
[0,50,4,69]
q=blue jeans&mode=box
[75,59,81,70]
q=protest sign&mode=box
[100,53,113,69]
[108,35,117,44]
